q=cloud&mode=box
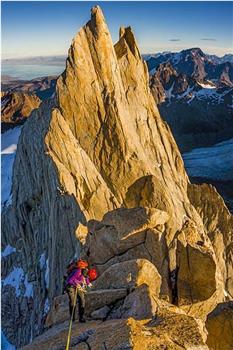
[169,38,181,42]
[201,38,217,42]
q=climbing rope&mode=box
[65,286,78,350]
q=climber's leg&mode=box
[77,290,86,323]
[67,286,76,321]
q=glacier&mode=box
[183,138,233,181]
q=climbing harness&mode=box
[65,286,78,350]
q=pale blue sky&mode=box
[2,1,233,58]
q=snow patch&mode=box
[172,52,182,64]
[149,67,157,75]
[1,127,22,209]
[3,267,24,297]
[196,88,219,100]
[24,274,34,298]
[2,266,33,298]
[177,86,194,100]
[43,297,50,316]
[1,127,21,154]
[2,245,16,258]
[45,258,49,289]
[1,331,16,350]
[164,82,175,103]
[187,95,195,104]
[39,253,46,269]
[198,81,216,89]
[39,254,49,289]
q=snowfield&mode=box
[175,84,231,105]
[39,253,50,289]
[183,138,233,181]
[2,244,16,258]
[1,127,21,209]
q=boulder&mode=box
[145,228,170,299]
[90,306,110,320]
[119,284,158,319]
[177,240,216,305]
[87,207,169,266]
[172,219,226,320]
[93,243,151,276]
[188,183,233,298]
[92,259,161,297]
[85,289,127,316]
[206,302,233,350]
[124,175,171,212]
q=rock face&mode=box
[1,91,41,132]
[2,6,232,349]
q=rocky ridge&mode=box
[1,76,57,100]
[1,6,233,349]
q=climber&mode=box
[64,259,90,323]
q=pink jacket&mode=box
[67,268,90,288]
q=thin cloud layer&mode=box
[201,38,217,41]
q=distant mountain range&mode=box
[2,55,66,66]
[145,48,233,152]
[2,49,233,67]
[145,48,233,85]
[143,50,233,65]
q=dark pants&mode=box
[66,285,85,321]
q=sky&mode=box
[1,1,233,59]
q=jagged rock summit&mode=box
[2,6,233,349]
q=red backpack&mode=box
[88,268,98,281]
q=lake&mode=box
[1,64,65,80]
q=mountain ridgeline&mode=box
[2,7,233,349]
[147,48,233,86]
[148,48,233,152]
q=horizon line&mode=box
[2,48,233,61]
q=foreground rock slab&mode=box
[21,313,209,350]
